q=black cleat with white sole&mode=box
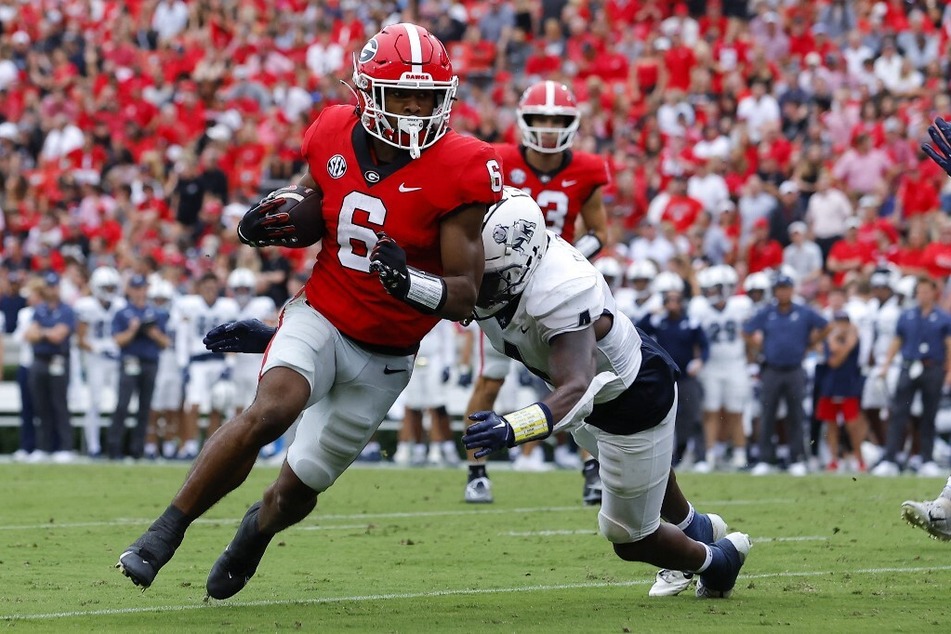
[206,501,274,600]
[116,519,185,589]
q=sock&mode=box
[150,504,190,543]
[675,503,696,531]
[692,544,714,574]
[468,463,487,481]
[583,458,598,475]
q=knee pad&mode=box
[598,509,635,544]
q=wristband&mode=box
[504,402,554,445]
[573,232,603,259]
[404,266,447,314]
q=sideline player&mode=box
[465,80,611,505]
[205,188,752,598]
[74,266,124,456]
[691,265,753,471]
[174,273,240,459]
[116,23,502,598]
[144,279,183,459]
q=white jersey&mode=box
[616,288,661,324]
[175,295,240,365]
[476,235,639,418]
[233,295,279,399]
[690,295,753,365]
[75,295,126,357]
[158,298,182,374]
[869,295,902,367]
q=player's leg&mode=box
[582,406,750,599]
[698,370,723,472]
[464,336,510,502]
[902,474,951,541]
[874,368,914,474]
[429,406,460,466]
[206,333,412,600]
[81,356,104,456]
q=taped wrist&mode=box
[503,402,554,445]
[402,266,447,314]
[573,232,603,259]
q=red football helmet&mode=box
[516,81,581,154]
[352,23,458,159]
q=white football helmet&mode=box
[475,187,549,316]
[625,260,658,300]
[652,271,685,295]
[743,271,771,305]
[147,279,175,303]
[594,257,623,289]
[896,275,918,306]
[90,266,121,303]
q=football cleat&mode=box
[696,532,752,599]
[464,476,494,504]
[206,501,274,600]
[116,525,184,589]
[901,497,951,541]
[651,513,728,597]
[582,460,603,506]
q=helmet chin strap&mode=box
[399,117,425,159]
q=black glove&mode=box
[922,117,951,177]
[237,195,297,247]
[369,232,446,313]
[463,411,515,459]
[203,319,277,354]
[369,232,410,296]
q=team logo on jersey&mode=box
[327,154,347,179]
[358,38,378,63]
[365,170,380,183]
[509,168,526,185]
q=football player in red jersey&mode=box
[464,80,611,505]
[116,23,503,599]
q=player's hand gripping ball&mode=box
[238,185,325,248]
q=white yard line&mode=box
[501,531,829,542]
[6,564,951,621]
[0,499,791,532]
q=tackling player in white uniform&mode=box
[691,265,753,471]
[174,273,239,459]
[74,266,125,456]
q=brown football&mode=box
[268,185,325,247]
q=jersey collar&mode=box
[352,124,414,187]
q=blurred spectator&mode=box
[746,217,783,274]
[744,275,829,476]
[23,272,76,462]
[806,171,853,260]
[873,277,950,477]
[783,222,823,298]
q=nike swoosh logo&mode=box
[561,180,577,187]
[398,183,422,193]
[383,366,407,374]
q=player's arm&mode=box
[573,186,608,259]
[370,204,485,321]
[75,319,91,351]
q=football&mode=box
[265,185,325,247]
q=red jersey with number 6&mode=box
[300,106,502,349]
[493,144,609,243]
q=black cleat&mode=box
[582,460,603,506]
[116,526,183,589]
[206,501,273,600]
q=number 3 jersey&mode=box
[301,105,503,349]
[493,144,609,244]
[689,295,753,367]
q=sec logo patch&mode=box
[327,154,347,179]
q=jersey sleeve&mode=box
[527,275,605,343]
[456,143,504,208]
[300,107,332,163]
[74,298,93,323]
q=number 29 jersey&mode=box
[302,105,502,349]
[689,295,753,366]
[493,144,609,244]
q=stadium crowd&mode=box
[1,0,951,476]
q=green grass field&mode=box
[1,463,949,632]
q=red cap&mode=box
[754,217,769,229]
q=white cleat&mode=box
[871,460,900,477]
[901,497,951,541]
[649,569,695,597]
[464,476,493,504]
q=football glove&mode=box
[922,117,951,177]
[463,403,553,458]
[369,232,446,314]
[457,367,473,388]
[203,319,277,354]
[237,194,297,247]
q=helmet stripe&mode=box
[545,80,555,108]
[404,23,423,74]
